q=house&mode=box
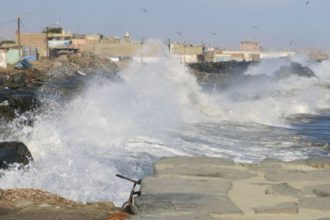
[20,31,78,58]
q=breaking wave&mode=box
[0,42,329,204]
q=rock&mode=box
[0,95,5,103]
[0,207,17,216]
[87,202,115,208]
[265,183,301,195]
[8,93,39,112]
[305,184,330,197]
[300,197,330,210]
[0,105,16,121]
[107,212,130,220]
[135,193,242,215]
[253,202,299,214]
[141,176,232,195]
[275,62,315,78]
[0,142,33,169]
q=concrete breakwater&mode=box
[133,157,330,220]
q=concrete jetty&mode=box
[132,157,330,220]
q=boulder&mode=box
[0,142,33,169]
[310,184,330,197]
[8,94,39,112]
[0,105,16,121]
[253,202,299,214]
[275,62,315,78]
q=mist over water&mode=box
[0,42,329,204]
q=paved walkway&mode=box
[132,157,330,220]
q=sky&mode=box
[0,0,329,50]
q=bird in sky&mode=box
[177,32,182,36]
[212,32,217,35]
[141,8,148,13]
[305,1,310,5]
[290,40,294,45]
[252,26,258,29]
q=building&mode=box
[47,32,78,57]
[169,43,204,63]
[20,33,47,57]
[20,31,77,58]
[0,44,20,64]
[240,41,261,51]
[0,49,7,68]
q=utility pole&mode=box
[183,41,186,64]
[17,16,22,60]
[140,39,144,64]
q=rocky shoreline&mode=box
[0,54,124,219]
[0,53,118,123]
[133,157,330,220]
[0,188,125,220]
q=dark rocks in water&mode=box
[0,89,39,121]
[0,142,33,169]
[0,105,16,121]
[3,74,27,89]
[189,61,255,75]
[275,62,315,78]
[8,93,39,112]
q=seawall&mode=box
[132,156,330,220]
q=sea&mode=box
[0,43,329,205]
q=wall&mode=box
[0,49,7,68]
[7,48,19,64]
[20,33,47,57]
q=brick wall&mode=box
[20,33,47,57]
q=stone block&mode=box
[135,193,242,215]
[253,202,299,214]
[300,197,330,209]
[141,176,232,195]
[265,183,301,195]
[265,170,330,182]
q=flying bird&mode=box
[177,32,182,36]
[305,1,310,5]
[141,8,148,13]
[252,26,258,29]
[290,41,294,46]
[212,32,217,35]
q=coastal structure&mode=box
[6,29,298,64]
[169,43,205,63]
[20,32,77,58]
[133,156,330,220]
[206,41,295,62]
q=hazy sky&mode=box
[0,0,329,50]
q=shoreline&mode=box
[1,156,330,219]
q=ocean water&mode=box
[0,43,329,205]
